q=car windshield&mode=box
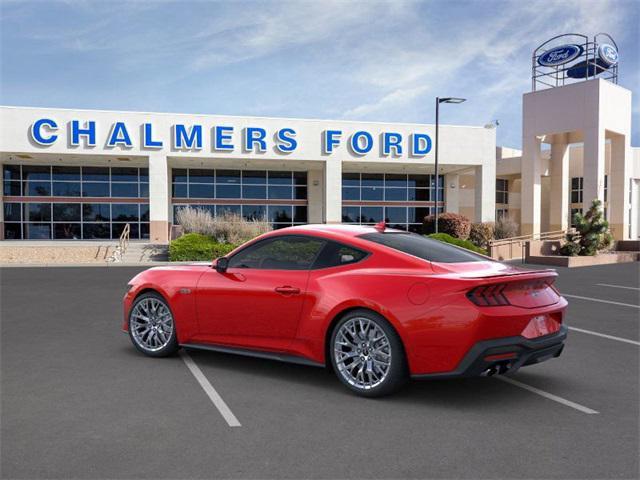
[358,232,488,263]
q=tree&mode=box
[560,199,613,256]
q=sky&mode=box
[1,0,638,148]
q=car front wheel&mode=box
[128,292,179,357]
[330,309,408,397]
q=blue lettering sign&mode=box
[411,133,432,156]
[350,131,373,155]
[244,127,267,152]
[30,118,58,145]
[275,128,297,153]
[323,130,342,154]
[382,132,403,156]
[71,120,96,147]
[173,124,202,150]
[143,123,163,148]
[214,126,234,151]
[107,122,132,148]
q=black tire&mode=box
[330,309,408,397]
[128,292,179,357]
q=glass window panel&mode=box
[268,185,292,200]
[571,177,580,189]
[268,171,292,185]
[408,224,423,233]
[571,191,579,203]
[293,171,307,185]
[53,203,81,221]
[113,223,139,240]
[172,183,187,198]
[293,206,308,223]
[3,165,21,181]
[242,170,266,184]
[436,189,445,202]
[52,182,81,197]
[385,188,407,201]
[4,202,21,221]
[141,223,150,239]
[229,236,325,270]
[361,187,383,201]
[342,206,359,223]
[139,168,149,182]
[242,185,267,199]
[385,207,407,223]
[294,186,308,199]
[54,223,81,239]
[112,204,139,221]
[408,174,428,188]
[4,222,22,239]
[242,205,266,221]
[272,223,289,230]
[83,223,111,239]
[82,182,109,197]
[25,223,51,239]
[216,184,241,199]
[22,165,50,181]
[342,173,360,186]
[409,188,429,201]
[140,204,150,222]
[188,183,215,199]
[360,206,383,223]
[385,174,407,187]
[140,183,149,197]
[361,173,384,187]
[342,187,360,201]
[216,169,241,184]
[26,203,51,221]
[51,166,80,181]
[408,207,429,224]
[268,205,292,223]
[83,203,110,221]
[172,168,188,183]
[189,169,215,183]
[217,204,241,216]
[26,181,51,196]
[82,167,109,182]
[111,167,138,181]
[3,181,21,196]
[111,183,138,198]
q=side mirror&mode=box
[215,256,229,273]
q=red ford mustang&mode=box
[123,224,568,396]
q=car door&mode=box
[195,235,326,351]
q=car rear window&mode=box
[358,232,487,263]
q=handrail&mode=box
[106,223,131,263]
[489,229,571,247]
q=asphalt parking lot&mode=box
[1,262,638,479]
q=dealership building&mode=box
[0,35,638,245]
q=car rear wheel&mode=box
[128,292,179,357]
[330,309,408,397]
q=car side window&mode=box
[312,240,369,269]
[227,236,326,270]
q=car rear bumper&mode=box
[412,324,568,379]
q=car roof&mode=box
[272,224,408,240]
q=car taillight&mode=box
[467,283,510,306]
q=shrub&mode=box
[176,207,272,245]
[169,233,236,262]
[494,216,519,239]
[423,213,471,239]
[560,199,613,256]
[428,233,487,255]
[469,222,495,248]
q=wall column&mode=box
[324,159,342,223]
[444,173,459,214]
[148,153,170,244]
[307,169,324,223]
[474,163,495,223]
[609,134,631,240]
[582,126,606,212]
[549,134,570,231]
[521,135,542,236]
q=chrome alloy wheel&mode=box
[130,297,174,352]
[333,317,392,390]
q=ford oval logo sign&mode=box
[538,44,583,67]
[598,44,618,66]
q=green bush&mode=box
[469,222,495,248]
[428,233,487,255]
[560,199,613,256]
[169,233,236,261]
[423,213,471,239]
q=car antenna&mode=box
[374,221,387,232]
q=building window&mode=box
[570,177,583,203]
[171,169,307,229]
[603,175,608,203]
[2,164,149,240]
[496,178,508,204]
[496,208,509,219]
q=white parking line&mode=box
[568,326,640,346]
[562,293,640,309]
[496,376,599,415]
[179,350,242,427]
[596,283,640,291]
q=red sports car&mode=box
[123,224,567,397]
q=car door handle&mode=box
[275,286,301,295]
